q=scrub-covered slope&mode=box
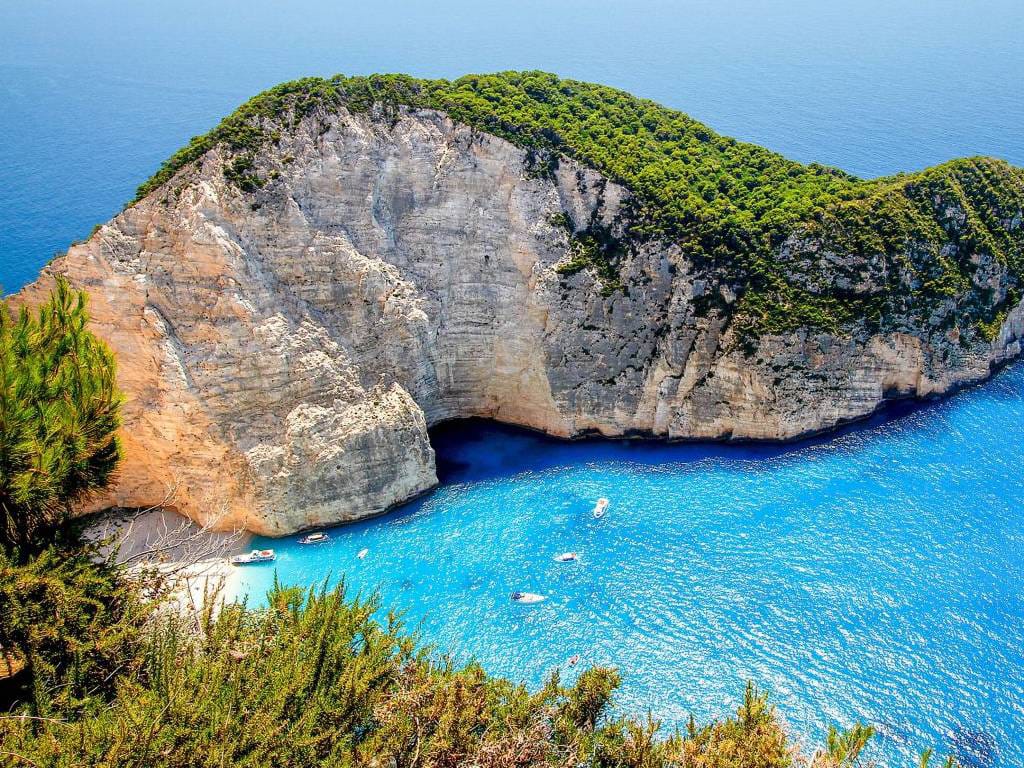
[139,72,1024,339]
[22,72,1024,533]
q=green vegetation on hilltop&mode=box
[133,72,1024,338]
[136,71,860,236]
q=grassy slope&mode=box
[133,71,1024,338]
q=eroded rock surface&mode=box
[21,107,1024,534]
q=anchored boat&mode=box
[510,591,546,604]
[554,552,579,562]
[298,532,329,545]
[230,549,276,565]
[592,498,609,518]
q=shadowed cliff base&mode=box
[430,358,1020,488]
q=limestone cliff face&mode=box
[22,106,1024,534]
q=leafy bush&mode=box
[0,571,960,768]
[0,546,144,718]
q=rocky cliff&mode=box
[20,73,1024,534]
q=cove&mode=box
[232,365,1024,768]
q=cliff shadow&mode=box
[430,359,1024,487]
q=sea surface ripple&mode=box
[236,365,1024,768]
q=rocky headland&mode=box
[19,72,1024,534]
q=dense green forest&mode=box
[0,284,958,767]
[134,71,1024,338]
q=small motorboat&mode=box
[553,552,579,562]
[567,654,581,666]
[357,548,369,560]
[230,548,276,565]
[592,498,609,518]
[510,591,546,604]
[298,532,329,545]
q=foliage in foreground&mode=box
[0,551,959,768]
[0,545,144,718]
[0,279,121,556]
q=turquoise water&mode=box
[5,2,1024,765]
[236,367,1024,767]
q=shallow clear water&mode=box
[234,367,1024,767]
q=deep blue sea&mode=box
[4,1,1024,765]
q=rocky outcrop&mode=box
[21,106,1024,534]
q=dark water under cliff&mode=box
[236,364,1024,767]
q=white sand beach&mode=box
[84,507,253,609]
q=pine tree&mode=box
[0,278,121,556]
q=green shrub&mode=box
[0,574,961,768]
[0,545,144,717]
[0,278,122,556]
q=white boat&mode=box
[230,548,276,565]
[298,532,329,545]
[357,548,369,559]
[553,552,579,562]
[510,591,546,604]
[592,498,609,518]
[567,654,581,666]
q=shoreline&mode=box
[83,507,253,608]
